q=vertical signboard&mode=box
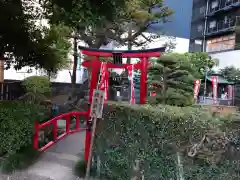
[90,90,105,118]
[193,79,201,102]
[127,65,135,104]
[99,62,108,102]
[212,76,218,104]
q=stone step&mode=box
[0,132,87,180]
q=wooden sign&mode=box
[90,89,105,118]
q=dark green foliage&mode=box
[148,54,194,106]
[93,102,240,180]
[0,101,46,173]
[0,1,71,72]
[182,52,217,77]
[219,66,240,82]
[74,160,87,177]
[0,101,45,157]
[22,76,51,95]
[43,0,127,27]
[0,145,41,173]
[74,159,97,178]
[44,0,173,48]
[20,75,52,104]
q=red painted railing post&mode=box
[84,58,99,162]
[33,121,39,149]
[66,116,70,133]
[53,120,57,140]
[140,57,148,104]
[76,115,80,130]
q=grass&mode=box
[0,145,41,173]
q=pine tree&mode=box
[148,54,194,106]
[133,70,141,90]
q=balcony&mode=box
[207,0,240,16]
[192,6,206,22]
[193,0,206,6]
[205,16,239,35]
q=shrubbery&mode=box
[0,101,47,172]
[92,102,240,179]
[20,76,52,104]
[22,76,51,96]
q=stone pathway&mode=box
[0,131,86,180]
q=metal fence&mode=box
[198,96,234,106]
[0,81,24,100]
[0,80,89,101]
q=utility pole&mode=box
[203,0,209,52]
[203,57,210,104]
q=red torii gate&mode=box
[79,46,165,161]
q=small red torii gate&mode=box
[79,46,165,162]
[80,46,165,104]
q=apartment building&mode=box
[190,0,240,53]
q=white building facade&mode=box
[210,50,240,71]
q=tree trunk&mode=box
[127,24,132,64]
[71,36,78,90]
[0,55,4,83]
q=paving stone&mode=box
[0,172,53,180]
[1,131,86,180]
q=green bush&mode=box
[93,102,240,180]
[0,101,46,171]
[22,76,51,96]
[0,145,41,173]
[74,160,97,178]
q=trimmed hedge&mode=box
[93,102,240,179]
[0,101,47,172]
[22,76,51,96]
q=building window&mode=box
[209,21,216,28]
[206,34,236,52]
[211,1,218,9]
[199,6,205,14]
[195,40,202,45]
[224,16,228,23]
[197,24,203,32]
[226,0,232,6]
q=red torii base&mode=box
[79,46,165,162]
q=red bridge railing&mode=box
[33,111,88,152]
